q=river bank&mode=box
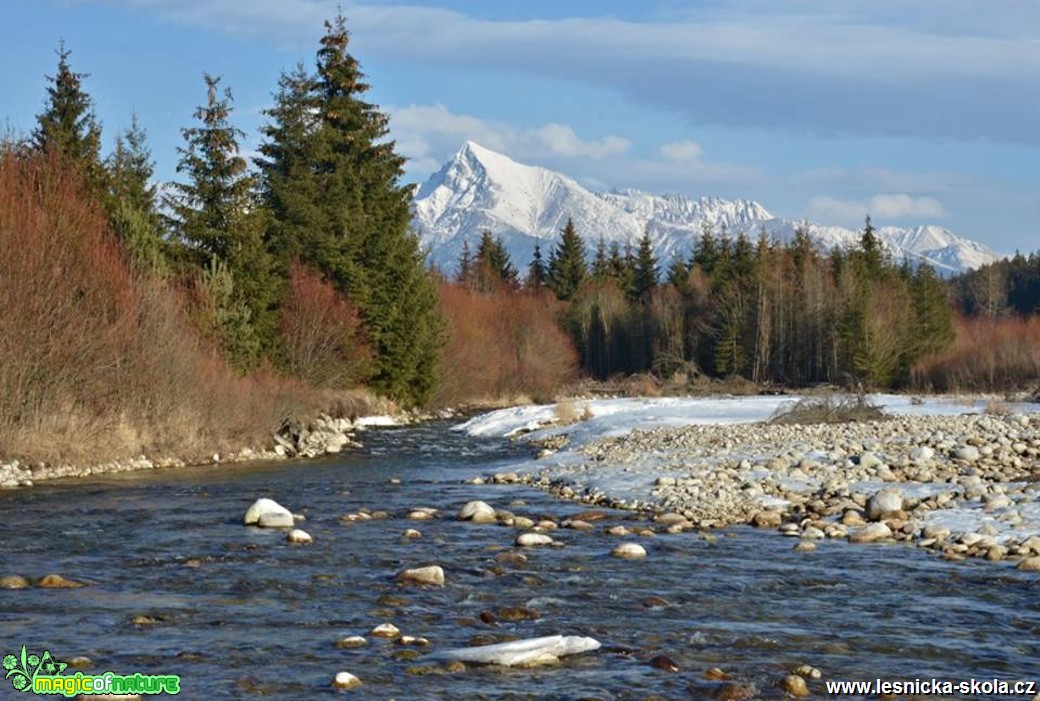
[459,395,1040,570]
[0,409,414,489]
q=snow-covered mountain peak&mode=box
[413,143,999,275]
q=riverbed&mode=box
[1,420,1038,699]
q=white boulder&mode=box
[243,498,295,528]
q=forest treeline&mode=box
[1,14,1037,462]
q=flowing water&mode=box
[1,421,1038,699]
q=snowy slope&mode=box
[413,142,1000,275]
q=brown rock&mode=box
[37,574,85,589]
[702,667,730,681]
[752,511,783,528]
[780,674,810,697]
[0,575,31,589]
[648,655,680,673]
[495,606,540,622]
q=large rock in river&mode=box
[243,498,294,528]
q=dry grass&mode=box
[913,314,1040,392]
[553,399,593,426]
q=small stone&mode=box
[703,667,730,681]
[781,674,810,697]
[793,542,816,552]
[402,528,423,539]
[866,488,903,521]
[457,500,497,524]
[649,655,680,672]
[335,636,367,649]
[131,615,160,625]
[0,574,31,589]
[369,623,401,638]
[332,671,361,689]
[611,543,647,559]
[407,508,438,520]
[848,523,892,544]
[605,525,630,536]
[67,656,93,668]
[396,565,445,586]
[398,635,430,646]
[495,606,540,622]
[286,529,312,544]
[793,664,822,680]
[37,573,85,588]
[1017,557,1040,572]
[642,596,671,608]
[952,446,980,462]
[515,533,554,547]
[751,510,783,528]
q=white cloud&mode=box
[660,140,703,162]
[535,123,629,159]
[387,104,629,177]
[807,193,947,223]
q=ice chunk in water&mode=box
[432,635,601,667]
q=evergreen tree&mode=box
[591,236,611,280]
[166,74,275,367]
[632,230,659,299]
[526,243,547,289]
[908,264,955,364]
[857,214,886,276]
[257,15,442,404]
[457,239,473,285]
[106,114,165,270]
[691,224,719,274]
[33,42,104,188]
[165,74,253,262]
[666,255,689,290]
[255,63,323,268]
[546,218,587,301]
[473,230,517,291]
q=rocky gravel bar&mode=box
[486,411,1040,569]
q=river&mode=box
[1,421,1038,699]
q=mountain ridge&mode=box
[413,141,998,275]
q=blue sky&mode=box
[2,0,1038,252]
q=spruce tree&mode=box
[547,218,588,301]
[632,231,659,299]
[33,42,104,188]
[591,236,610,280]
[526,243,547,289]
[257,15,442,404]
[457,239,474,285]
[165,74,253,262]
[473,230,518,291]
[106,114,166,270]
[166,74,274,368]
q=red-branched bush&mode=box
[913,314,1040,391]
[279,262,373,389]
[0,146,316,461]
[433,283,578,405]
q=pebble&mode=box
[402,528,423,539]
[286,529,312,544]
[37,573,85,588]
[780,674,810,697]
[457,500,497,523]
[648,655,680,672]
[848,523,892,544]
[515,533,554,547]
[335,636,367,649]
[0,574,31,589]
[396,565,445,586]
[611,543,647,559]
[332,672,361,689]
[1017,557,1040,572]
[369,623,401,638]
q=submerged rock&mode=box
[286,529,312,544]
[332,671,361,689]
[37,573,85,588]
[611,543,647,559]
[515,533,554,547]
[431,635,600,667]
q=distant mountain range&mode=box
[412,141,998,276]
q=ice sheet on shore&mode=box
[455,394,1040,546]
[455,394,1035,444]
[431,635,601,667]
